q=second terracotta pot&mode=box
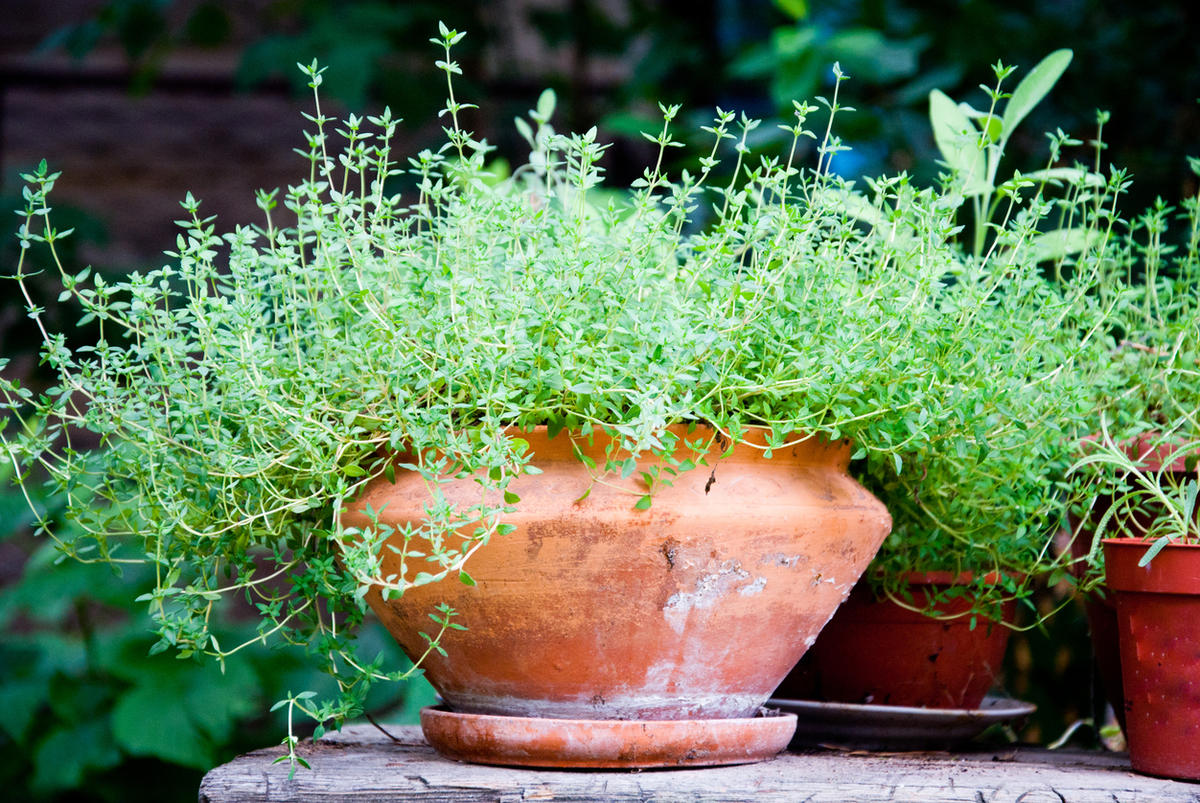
[1104,538,1200,780]
[775,572,1015,709]
[345,425,892,721]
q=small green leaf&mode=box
[634,495,652,511]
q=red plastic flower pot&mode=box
[774,572,1014,709]
[1104,538,1200,780]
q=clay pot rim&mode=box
[1102,537,1200,595]
[891,570,1007,587]
[858,571,1020,627]
[1079,432,1200,473]
[401,422,856,467]
[1101,536,1200,549]
[509,422,850,450]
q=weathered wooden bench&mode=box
[199,724,1200,802]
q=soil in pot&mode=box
[343,425,893,767]
[1104,538,1200,781]
[774,572,1015,710]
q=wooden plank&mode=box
[199,724,1200,803]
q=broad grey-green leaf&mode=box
[1003,49,1073,136]
[535,88,556,122]
[1024,227,1102,263]
[929,89,987,196]
[955,104,1006,143]
[819,187,885,227]
[980,114,1003,145]
[1022,167,1105,188]
[513,116,533,145]
[814,187,917,248]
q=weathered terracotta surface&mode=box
[419,706,798,769]
[776,572,1014,709]
[345,425,892,721]
[1104,538,1200,780]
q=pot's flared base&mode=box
[419,706,797,769]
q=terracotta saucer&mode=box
[419,706,798,769]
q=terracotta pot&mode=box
[1103,538,1200,780]
[775,572,1015,709]
[345,426,891,723]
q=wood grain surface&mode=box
[198,724,1200,802]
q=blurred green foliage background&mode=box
[1,0,1196,799]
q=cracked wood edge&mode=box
[198,725,1200,803]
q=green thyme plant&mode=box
[854,175,1123,623]
[0,23,1111,767]
[1069,162,1200,574]
[842,53,1134,624]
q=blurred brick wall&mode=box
[1,1,328,271]
[0,0,638,273]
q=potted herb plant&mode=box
[776,50,1121,716]
[0,26,1086,770]
[1069,175,1200,779]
